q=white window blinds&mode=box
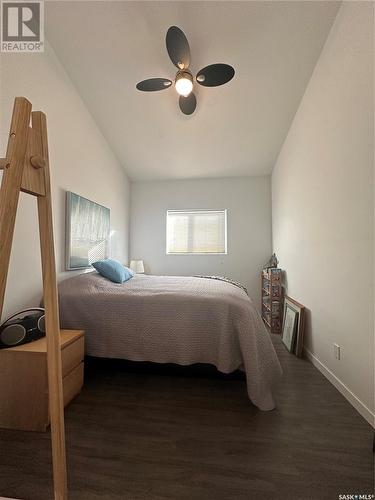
[166,210,227,254]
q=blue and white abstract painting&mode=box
[66,192,110,270]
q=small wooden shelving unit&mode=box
[261,267,283,334]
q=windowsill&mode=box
[166,252,228,256]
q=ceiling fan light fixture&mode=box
[175,71,193,97]
[136,26,235,115]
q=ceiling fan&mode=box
[136,26,235,115]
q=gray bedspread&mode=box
[58,272,282,410]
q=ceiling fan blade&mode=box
[196,64,235,87]
[166,26,190,69]
[179,93,196,115]
[136,78,172,91]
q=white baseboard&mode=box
[304,347,375,428]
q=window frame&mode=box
[166,209,228,256]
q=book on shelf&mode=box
[271,301,280,314]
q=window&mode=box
[166,210,227,255]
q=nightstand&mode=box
[0,329,84,431]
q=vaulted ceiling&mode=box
[46,1,340,180]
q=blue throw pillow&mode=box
[92,259,134,284]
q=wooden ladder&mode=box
[0,97,67,499]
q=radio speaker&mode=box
[0,308,46,349]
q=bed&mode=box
[58,272,282,410]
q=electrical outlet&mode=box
[334,343,341,360]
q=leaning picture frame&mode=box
[281,303,298,352]
[282,296,306,357]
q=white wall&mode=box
[130,176,272,308]
[272,2,374,424]
[0,42,130,319]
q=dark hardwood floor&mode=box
[0,335,373,500]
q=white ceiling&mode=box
[46,1,340,181]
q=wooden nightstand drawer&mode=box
[62,335,84,377]
[0,329,84,432]
[63,362,84,406]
